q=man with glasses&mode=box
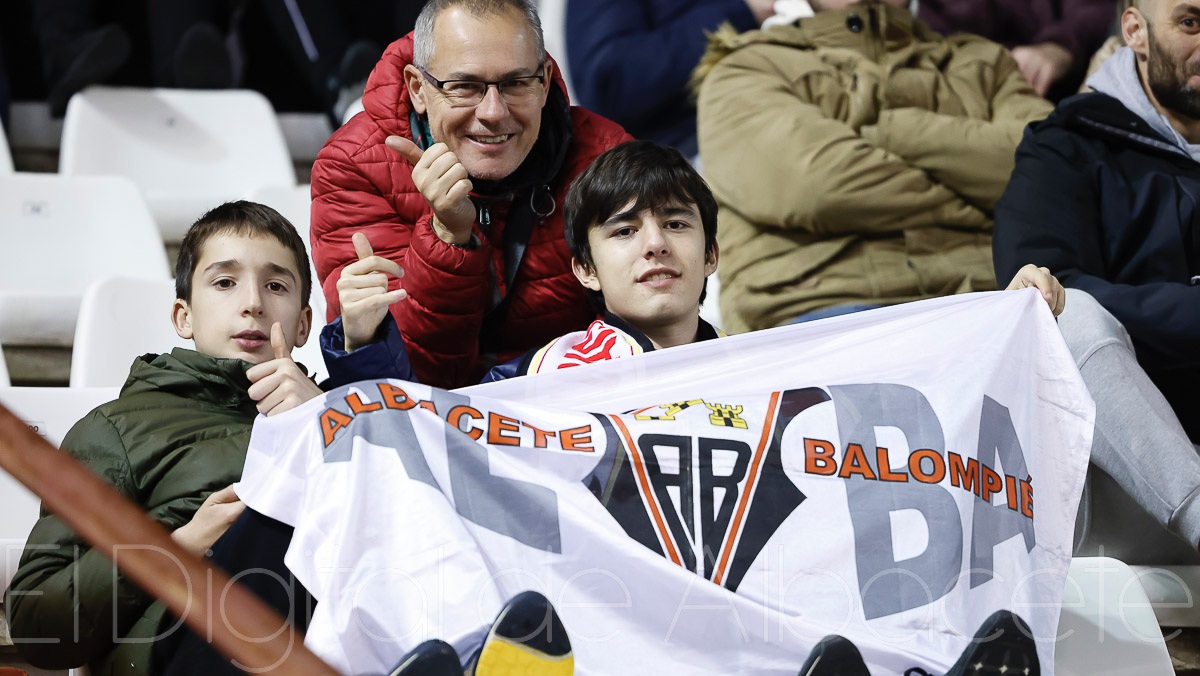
[311,0,630,388]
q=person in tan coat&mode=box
[693,0,1053,333]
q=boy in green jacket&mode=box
[4,201,323,676]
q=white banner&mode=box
[238,290,1094,675]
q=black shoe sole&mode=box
[943,610,1040,676]
[48,24,131,117]
[469,591,573,676]
[387,638,463,676]
[799,634,871,676]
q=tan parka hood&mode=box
[692,3,946,93]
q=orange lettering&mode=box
[377,383,416,411]
[876,447,908,482]
[838,443,877,480]
[447,405,483,440]
[320,408,353,447]
[981,464,1003,503]
[1020,477,1034,518]
[561,426,594,452]
[1005,475,1019,511]
[908,449,946,484]
[948,452,980,495]
[805,438,836,475]
[346,392,382,414]
[487,412,522,446]
[522,422,557,448]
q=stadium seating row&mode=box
[0,122,11,175]
[59,87,297,243]
[6,86,299,244]
[0,174,324,383]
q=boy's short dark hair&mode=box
[175,201,312,307]
[564,140,719,309]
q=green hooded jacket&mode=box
[5,349,258,676]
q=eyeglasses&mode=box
[417,66,546,107]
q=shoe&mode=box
[465,591,573,676]
[798,635,870,675]
[387,639,463,676]
[47,24,131,117]
[172,23,234,89]
[906,610,1040,676]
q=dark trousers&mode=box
[152,508,313,675]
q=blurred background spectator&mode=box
[918,0,1118,98]
[1,0,429,122]
[145,0,423,124]
[565,0,775,159]
[35,0,135,117]
[0,33,9,129]
[3,0,150,117]
[695,0,1051,331]
[1081,0,1133,89]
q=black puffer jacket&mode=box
[993,92,1200,437]
[5,349,258,676]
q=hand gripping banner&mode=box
[237,290,1094,675]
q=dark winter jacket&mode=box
[565,0,759,157]
[993,92,1200,438]
[481,313,723,382]
[321,313,722,385]
[918,0,1114,68]
[4,350,259,676]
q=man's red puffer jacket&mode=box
[311,33,630,388]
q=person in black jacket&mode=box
[994,0,1200,552]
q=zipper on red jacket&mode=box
[478,202,492,229]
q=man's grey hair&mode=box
[412,0,545,69]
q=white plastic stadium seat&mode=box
[60,86,297,242]
[244,183,312,247]
[71,273,327,385]
[70,277,190,387]
[292,313,328,383]
[537,0,576,100]
[0,386,120,590]
[1130,564,1200,627]
[0,119,14,174]
[1055,556,1176,676]
[0,173,171,347]
[243,183,327,381]
[699,271,723,332]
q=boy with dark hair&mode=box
[323,140,1055,675]
[321,140,724,381]
[563,137,719,310]
[327,139,1064,382]
[173,200,312,316]
[5,200,325,676]
[511,139,722,375]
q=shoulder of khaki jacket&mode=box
[941,33,1053,118]
[691,22,815,95]
[941,33,1022,70]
